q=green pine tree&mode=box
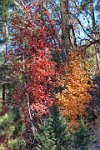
[73,116,94,150]
[35,106,72,150]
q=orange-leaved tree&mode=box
[56,49,92,128]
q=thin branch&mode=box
[81,39,100,49]
[13,0,24,11]
[70,12,97,42]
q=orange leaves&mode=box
[57,50,92,128]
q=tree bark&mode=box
[60,0,71,60]
[95,44,100,75]
[2,21,8,101]
[90,0,100,75]
[2,84,6,101]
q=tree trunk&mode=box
[60,0,71,61]
[22,55,37,137]
[90,0,100,75]
[95,45,100,75]
[2,84,6,101]
[2,21,8,101]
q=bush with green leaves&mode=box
[35,106,72,150]
[35,107,94,150]
[73,116,95,150]
[0,103,26,150]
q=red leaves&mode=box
[0,99,9,117]
[11,4,57,118]
[0,135,7,145]
[25,50,56,117]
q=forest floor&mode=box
[90,75,100,150]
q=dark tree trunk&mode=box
[2,84,6,101]
[60,0,71,61]
[90,0,100,75]
[2,21,8,101]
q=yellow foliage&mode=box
[57,50,92,128]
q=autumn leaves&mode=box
[57,51,92,128]
[11,5,92,129]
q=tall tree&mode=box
[60,0,71,59]
[0,0,10,101]
[90,0,100,74]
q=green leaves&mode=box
[73,116,94,150]
[35,106,72,150]
[8,138,26,150]
[0,103,26,149]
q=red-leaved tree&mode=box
[9,3,59,125]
